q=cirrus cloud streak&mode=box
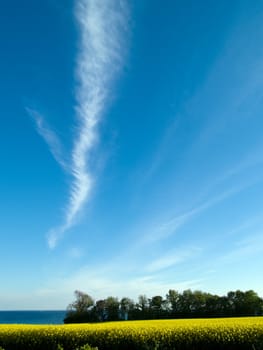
[29,0,129,248]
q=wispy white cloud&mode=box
[140,183,250,246]
[220,232,263,264]
[27,108,68,171]
[145,247,201,273]
[62,0,128,235]
[29,1,129,248]
[220,214,263,239]
[136,141,263,248]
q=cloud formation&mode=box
[30,0,128,248]
[145,247,201,273]
[64,0,128,233]
[28,108,68,171]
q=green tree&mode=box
[149,295,165,319]
[68,290,94,313]
[64,290,94,323]
[166,289,180,316]
[137,295,148,311]
[95,299,106,321]
[227,290,263,316]
[105,296,120,321]
[135,294,149,319]
[120,297,134,320]
[177,289,195,316]
[242,290,263,315]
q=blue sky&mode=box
[1,0,263,310]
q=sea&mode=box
[0,311,67,324]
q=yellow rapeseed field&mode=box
[0,317,263,349]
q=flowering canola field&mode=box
[1,317,263,349]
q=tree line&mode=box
[64,289,263,323]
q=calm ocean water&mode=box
[0,311,67,324]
